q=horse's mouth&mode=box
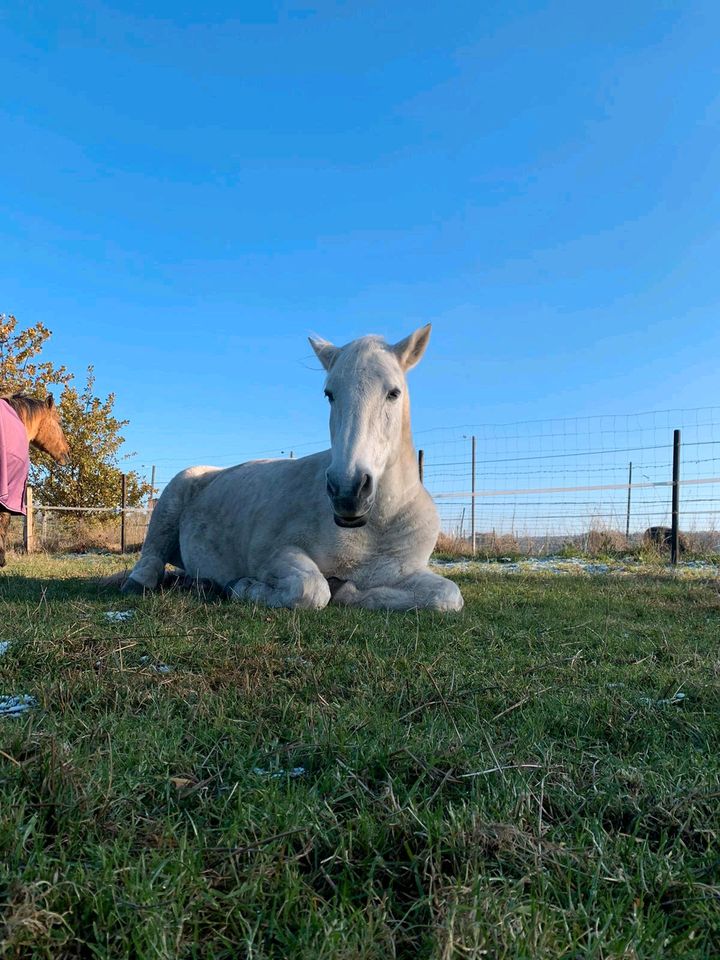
[334,514,369,529]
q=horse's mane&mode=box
[2,393,48,428]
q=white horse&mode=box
[122,326,463,611]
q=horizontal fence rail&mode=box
[433,476,720,498]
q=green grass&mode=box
[1,555,719,959]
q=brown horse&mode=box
[0,394,70,566]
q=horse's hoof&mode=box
[120,576,147,596]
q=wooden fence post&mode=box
[120,473,127,554]
[418,449,424,485]
[24,487,33,554]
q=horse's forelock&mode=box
[336,335,402,372]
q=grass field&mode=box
[1,555,719,958]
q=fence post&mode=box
[418,449,424,485]
[23,487,33,554]
[120,473,127,554]
[671,430,681,565]
[471,436,476,555]
[150,464,156,501]
[625,461,633,540]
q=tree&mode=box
[2,314,151,508]
[30,367,152,509]
[0,314,72,394]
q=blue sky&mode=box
[1,0,719,490]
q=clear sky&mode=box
[1,0,719,491]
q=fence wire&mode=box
[417,407,720,550]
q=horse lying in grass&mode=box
[123,325,463,611]
[0,394,70,567]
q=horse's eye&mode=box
[387,388,401,401]
[324,389,334,403]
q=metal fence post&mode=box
[23,486,33,554]
[625,461,633,539]
[671,430,681,565]
[120,473,127,554]
[471,435,476,555]
[418,449,424,485]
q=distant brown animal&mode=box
[0,394,70,567]
[643,525,689,554]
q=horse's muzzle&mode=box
[327,469,375,528]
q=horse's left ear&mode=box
[393,324,431,371]
[46,395,55,409]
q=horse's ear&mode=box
[393,324,431,371]
[46,395,55,409]
[309,336,339,371]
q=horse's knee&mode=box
[427,579,464,612]
[292,574,331,609]
[431,586,464,612]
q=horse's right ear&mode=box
[309,336,339,371]
[46,395,55,409]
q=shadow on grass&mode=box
[0,569,226,604]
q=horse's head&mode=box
[309,325,430,528]
[20,394,71,465]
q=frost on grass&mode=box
[252,766,306,780]
[432,556,720,578]
[138,655,173,674]
[0,694,37,718]
[639,691,687,707]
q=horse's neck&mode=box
[19,415,36,444]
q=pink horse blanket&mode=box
[0,399,29,516]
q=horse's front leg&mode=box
[0,511,11,567]
[226,548,331,610]
[332,569,463,612]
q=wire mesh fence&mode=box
[418,406,720,554]
[7,505,153,555]
[9,406,720,559]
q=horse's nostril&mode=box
[360,474,373,497]
[326,476,339,498]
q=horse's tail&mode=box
[97,566,224,598]
[97,570,132,589]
